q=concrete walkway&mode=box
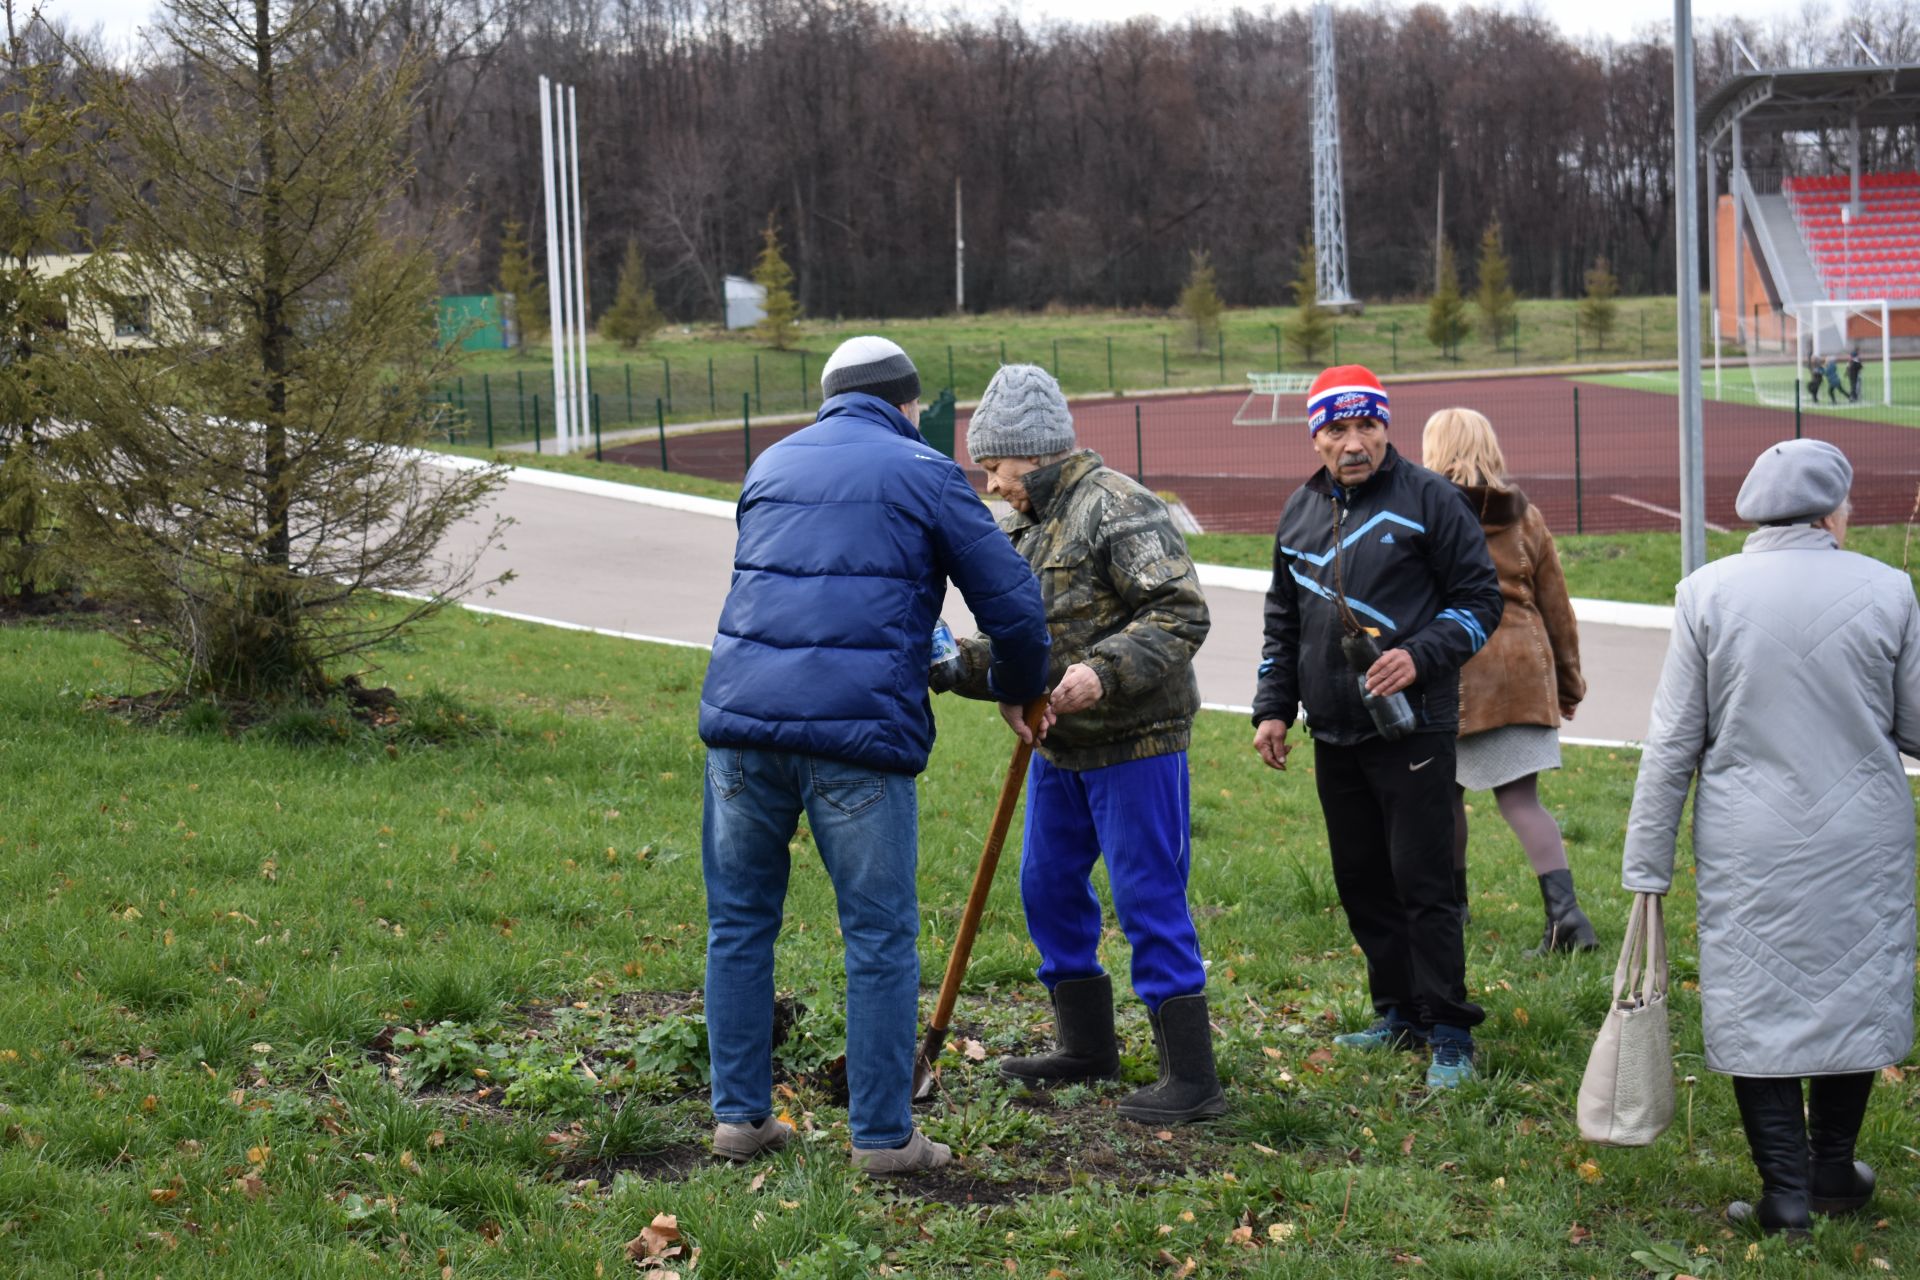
[434,460,1677,749]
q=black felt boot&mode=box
[1727,1076,1813,1236]
[999,975,1121,1086]
[1808,1072,1876,1216]
[1526,869,1599,955]
[1116,994,1226,1125]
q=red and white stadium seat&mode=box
[1784,172,1920,301]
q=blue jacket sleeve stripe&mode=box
[1288,566,1400,632]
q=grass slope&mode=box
[0,611,1913,1277]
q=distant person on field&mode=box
[1847,347,1864,403]
[1250,365,1503,1090]
[1625,440,1917,1235]
[1825,353,1846,402]
[698,336,1052,1174]
[1806,353,1825,405]
[1420,409,1593,953]
[936,364,1222,1125]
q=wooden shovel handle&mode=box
[915,698,1048,1073]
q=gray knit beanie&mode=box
[821,335,921,407]
[966,364,1076,462]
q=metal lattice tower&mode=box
[1311,3,1356,307]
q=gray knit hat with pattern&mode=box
[966,364,1076,462]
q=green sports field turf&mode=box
[1580,358,1920,431]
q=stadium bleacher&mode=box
[1784,172,1920,300]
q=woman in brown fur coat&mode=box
[1422,409,1595,953]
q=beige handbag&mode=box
[1577,892,1674,1146]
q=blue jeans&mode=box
[702,746,920,1149]
[1020,751,1207,1011]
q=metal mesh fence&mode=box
[574,363,1920,536]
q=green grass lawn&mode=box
[442,298,1688,444]
[1579,359,1920,432]
[1,610,1914,1277]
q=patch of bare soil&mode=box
[88,674,401,731]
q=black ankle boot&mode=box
[1526,869,1598,955]
[1728,1076,1812,1235]
[1116,994,1226,1125]
[1809,1073,1876,1216]
[999,974,1120,1086]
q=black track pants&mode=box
[1313,732,1485,1031]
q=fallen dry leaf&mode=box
[1305,1048,1335,1073]
[1250,1142,1279,1157]
[748,1172,766,1193]
[1227,1225,1254,1247]
[962,1039,987,1062]
[1882,1065,1905,1085]
[1400,1133,1416,1156]
[246,1144,270,1166]
[626,1213,684,1265]
[1575,1160,1603,1184]
[1567,1223,1591,1244]
[1155,1129,1174,1141]
[1262,1046,1284,1060]
[1269,1222,1296,1242]
[148,1187,179,1205]
[232,1173,265,1199]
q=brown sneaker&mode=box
[850,1128,952,1175]
[712,1116,794,1162]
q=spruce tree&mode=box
[0,10,88,603]
[752,215,801,349]
[1179,249,1224,352]
[601,237,664,349]
[1580,256,1620,351]
[1474,220,1518,346]
[1426,242,1469,358]
[60,0,505,701]
[1288,240,1333,365]
[496,217,546,344]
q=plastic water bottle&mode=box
[930,620,962,691]
[1340,632,1415,741]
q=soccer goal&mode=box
[1233,373,1314,426]
[1745,299,1895,408]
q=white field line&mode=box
[1609,492,1730,534]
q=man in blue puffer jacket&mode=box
[698,336,1052,1174]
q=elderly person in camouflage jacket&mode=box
[935,364,1220,1125]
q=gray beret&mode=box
[966,364,1076,462]
[1734,439,1853,524]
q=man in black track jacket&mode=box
[1250,365,1503,1090]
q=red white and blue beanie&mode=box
[1306,364,1390,435]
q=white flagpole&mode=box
[552,80,580,453]
[566,84,590,452]
[538,76,569,452]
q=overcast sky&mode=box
[41,0,1804,55]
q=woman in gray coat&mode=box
[1623,439,1919,1235]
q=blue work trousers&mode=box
[702,746,919,1150]
[1019,751,1207,1011]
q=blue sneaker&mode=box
[1426,1038,1476,1089]
[1333,1018,1427,1051]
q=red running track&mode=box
[603,373,1920,535]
